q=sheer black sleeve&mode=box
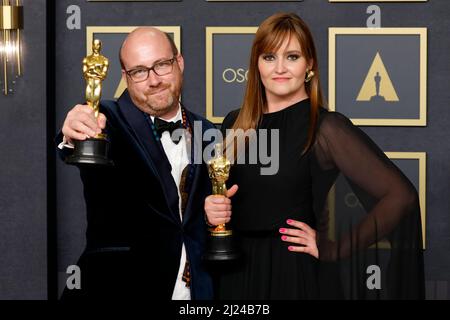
[311,111,425,299]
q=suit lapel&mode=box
[116,91,181,224]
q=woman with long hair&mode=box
[205,12,424,299]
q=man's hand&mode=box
[204,184,238,226]
[61,104,107,144]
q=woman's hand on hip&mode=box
[279,219,319,259]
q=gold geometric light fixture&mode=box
[0,0,23,95]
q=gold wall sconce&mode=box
[0,0,23,96]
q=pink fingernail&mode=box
[287,219,293,224]
[288,246,293,251]
[279,228,286,233]
[281,236,287,241]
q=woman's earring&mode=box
[305,69,315,83]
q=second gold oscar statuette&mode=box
[203,143,240,261]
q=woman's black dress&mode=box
[216,99,424,300]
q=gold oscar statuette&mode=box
[203,143,240,261]
[66,39,113,166]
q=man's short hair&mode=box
[119,32,179,70]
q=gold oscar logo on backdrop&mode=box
[356,52,399,103]
[222,68,248,83]
[329,27,427,126]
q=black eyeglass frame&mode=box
[125,56,177,82]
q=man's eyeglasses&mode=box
[125,56,177,83]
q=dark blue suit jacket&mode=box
[58,90,214,300]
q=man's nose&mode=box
[147,69,162,86]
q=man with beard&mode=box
[57,28,222,300]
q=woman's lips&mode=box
[272,77,291,82]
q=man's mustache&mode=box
[145,83,171,95]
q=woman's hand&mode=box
[279,219,319,259]
[204,185,238,226]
